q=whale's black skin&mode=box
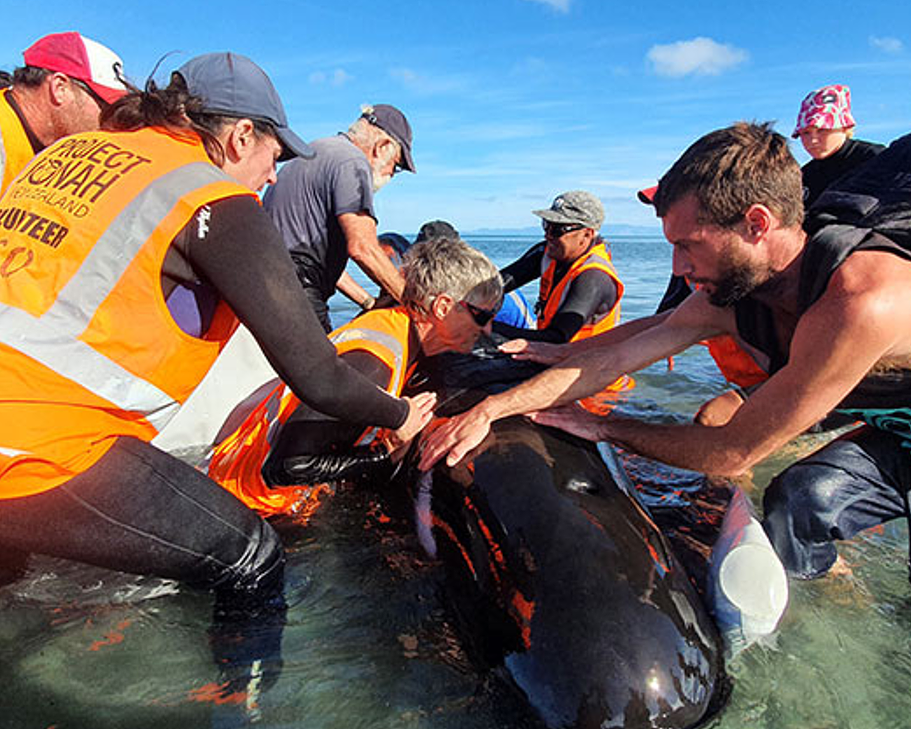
[400,340,728,729]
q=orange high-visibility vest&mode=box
[0,127,252,498]
[207,306,414,515]
[537,241,634,403]
[685,282,768,389]
[704,335,767,389]
[537,241,624,342]
[0,88,38,195]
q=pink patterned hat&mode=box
[792,84,856,138]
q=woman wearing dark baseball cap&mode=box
[0,52,434,611]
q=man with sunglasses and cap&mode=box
[0,31,128,194]
[496,191,625,347]
[264,103,416,332]
[494,192,633,402]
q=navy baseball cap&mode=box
[175,52,313,161]
[361,103,415,173]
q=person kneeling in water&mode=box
[207,237,503,516]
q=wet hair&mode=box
[654,121,803,229]
[402,237,502,314]
[0,70,11,89]
[100,71,276,167]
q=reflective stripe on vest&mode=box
[207,307,413,515]
[506,290,535,328]
[330,326,407,394]
[0,162,231,431]
[0,128,251,499]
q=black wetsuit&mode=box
[0,196,407,599]
[495,241,618,343]
[260,343,414,486]
[740,133,911,578]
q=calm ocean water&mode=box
[1,234,909,729]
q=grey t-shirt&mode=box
[263,134,376,302]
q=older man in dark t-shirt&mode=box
[264,104,416,331]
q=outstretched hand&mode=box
[498,338,567,365]
[529,404,608,443]
[418,405,492,471]
[389,392,438,449]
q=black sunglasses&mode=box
[542,220,584,237]
[460,300,498,327]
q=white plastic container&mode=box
[707,486,789,656]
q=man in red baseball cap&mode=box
[0,31,128,193]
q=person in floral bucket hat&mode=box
[793,84,884,208]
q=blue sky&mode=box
[4,0,911,233]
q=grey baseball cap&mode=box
[361,103,415,173]
[175,52,314,162]
[533,190,605,230]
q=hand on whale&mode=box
[498,338,569,365]
[389,391,438,449]
[418,403,493,470]
[529,403,608,442]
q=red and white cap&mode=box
[22,31,128,104]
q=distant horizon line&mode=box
[382,222,664,238]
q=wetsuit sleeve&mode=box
[494,268,617,343]
[499,242,546,292]
[269,349,394,456]
[186,196,408,429]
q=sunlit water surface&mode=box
[1,235,909,729]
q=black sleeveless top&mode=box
[734,132,911,433]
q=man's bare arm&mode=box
[339,212,405,301]
[336,270,374,309]
[501,311,671,364]
[541,251,911,476]
[419,292,727,469]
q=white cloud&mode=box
[647,37,748,77]
[522,0,571,12]
[870,36,904,54]
[308,68,353,86]
[389,67,468,94]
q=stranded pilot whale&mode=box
[398,340,729,729]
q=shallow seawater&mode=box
[2,235,910,728]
